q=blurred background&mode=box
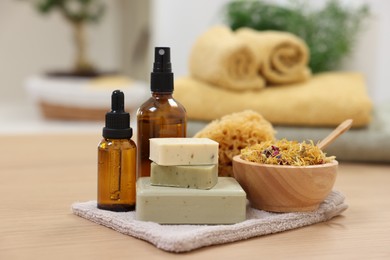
[0,0,389,134]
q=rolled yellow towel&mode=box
[236,28,311,85]
[189,25,265,91]
[175,72,372,127]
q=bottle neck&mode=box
[103,138,131,143]
[152,92,173,98]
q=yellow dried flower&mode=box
[240,139,335,166]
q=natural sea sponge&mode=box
[194,110,275,177]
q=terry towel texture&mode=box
[236,28,311,85]
[175,72,372,127]
[189,26,265,91]
[189,26,310,91]
[72,191,347,253]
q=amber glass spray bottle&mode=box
[137,47,187,177]
[98,90,136,211]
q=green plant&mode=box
[225,0,370,73]
[31,0,105,74]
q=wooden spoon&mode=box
[317,119,353,150]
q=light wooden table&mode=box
[1,134,390,259]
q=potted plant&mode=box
[31,0,106,77]
[24,0,149,121]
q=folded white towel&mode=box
[72,191,347,253]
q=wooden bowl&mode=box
[233,155,338,212]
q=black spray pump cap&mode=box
[151,47,174,92]
[103,90,133,139]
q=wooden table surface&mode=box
[1,134,390,259]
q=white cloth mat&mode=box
[72,191,347,253]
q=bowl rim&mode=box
[232,155,338,169]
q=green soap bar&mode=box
[150,162,218,190]
[136,177,247,224]
[149,138,218,166]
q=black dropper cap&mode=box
[151,47,174,92]
[103,90,133,139]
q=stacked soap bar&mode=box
[149,138,219,189]
[136,138,247,224]
[149,138,218,165]
[136,177,246,224]
[151,163,218,189]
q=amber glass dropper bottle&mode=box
[137,47,187,178]
[98,90,137,211]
